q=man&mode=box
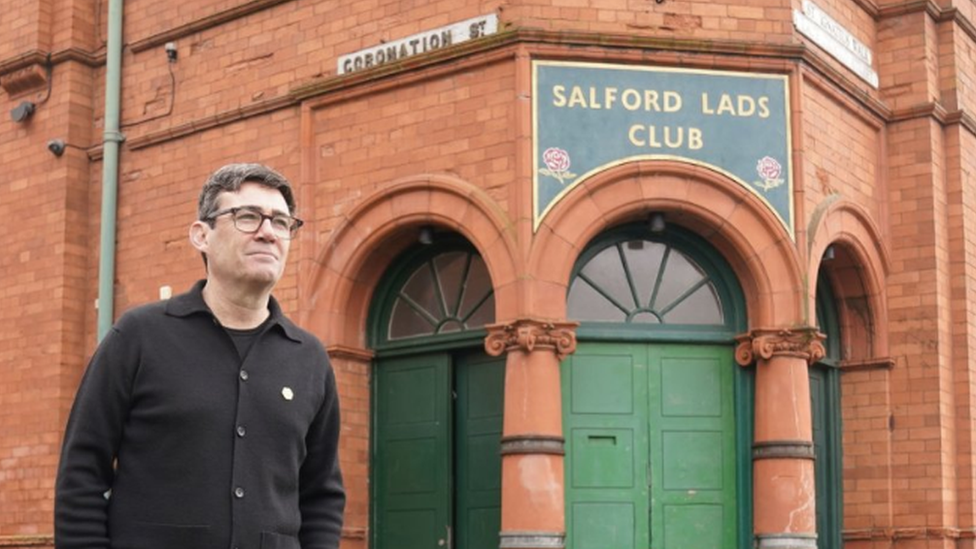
[55,164,345,549]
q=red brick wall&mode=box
[800,81,884,228]
[306,60,517,237]
[0,0,52,58]
[0,62,94,539]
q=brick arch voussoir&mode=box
[302,174,518,348]
[529,160,804,326]
[807,198,890,359]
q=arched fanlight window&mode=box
[568,237,724,325]
[385,248,495,341]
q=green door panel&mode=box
[810,368,825,537]
[374,354,451,549]
[649,346,736,549]
[563,343,650,549]
[571,502,636,549]
[663,504,724,549]
[564,343,737,549]
[455,352,505,549]
[570,428,636,488]
[568,351,637,415]
[660,431,725,490]
[810,365,842,549]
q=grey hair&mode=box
[198,163,296,221]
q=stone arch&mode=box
[529,160,805,327]
[299,174,519,348]
[807,197,890,360]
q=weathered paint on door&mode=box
[563,342,737,549]
[373,351,504,549]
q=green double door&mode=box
[563,342,738,549]
[373,351,504,549]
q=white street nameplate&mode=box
[794,0,878,88]
[338,14,499,75]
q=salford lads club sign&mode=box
[533,61,794,237]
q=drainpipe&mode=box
[97,0,124,341]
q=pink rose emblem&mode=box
[539,147,577,185]
[543,147,571,173]
[756,156,782,181]
[754,156,785,191]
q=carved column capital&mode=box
[735,327,826,367]
[484,318,579,360]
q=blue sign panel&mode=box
[533,61,793,237]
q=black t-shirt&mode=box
[224,316,271,359]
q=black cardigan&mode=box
[55,281,345,549]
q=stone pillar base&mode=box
[756,533,818,549]
[499,531,565,548]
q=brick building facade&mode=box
[1,0,974,548]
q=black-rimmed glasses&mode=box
[205,207,304,239]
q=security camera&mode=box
[165,42,177,62]
[47,139,66,157]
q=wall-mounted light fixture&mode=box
[648,212,666,234]
[10,100,36,123]
[823,245,836,261]
[418,225,434,245]
[165,42,178,63]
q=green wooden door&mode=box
[810,367,827,545]
[648,345,737,549]
[564,342,737,549]
[809,364,841,549]
[812,274,843,549]
[374,352,504,549]
[564,343,650,549]
[374,354,452,549]
[455,352,504,549]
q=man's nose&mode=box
[254,217,278,240]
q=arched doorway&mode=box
[561,223,752,549]
[368,239,503,549]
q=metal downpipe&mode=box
[97,0,124,341]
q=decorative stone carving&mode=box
[735,328,826,366]
[484,319,578,360]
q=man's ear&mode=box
[189,221,210,253]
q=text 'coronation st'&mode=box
[550,85,772,150]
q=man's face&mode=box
[191,182,292,290]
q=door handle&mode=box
[438,525,453,548]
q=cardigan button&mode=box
[236,425,246,437]
[234,487,245,498]
[239,370,249,381]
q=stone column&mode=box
[736,328,826,549]
[485,319,578,549]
